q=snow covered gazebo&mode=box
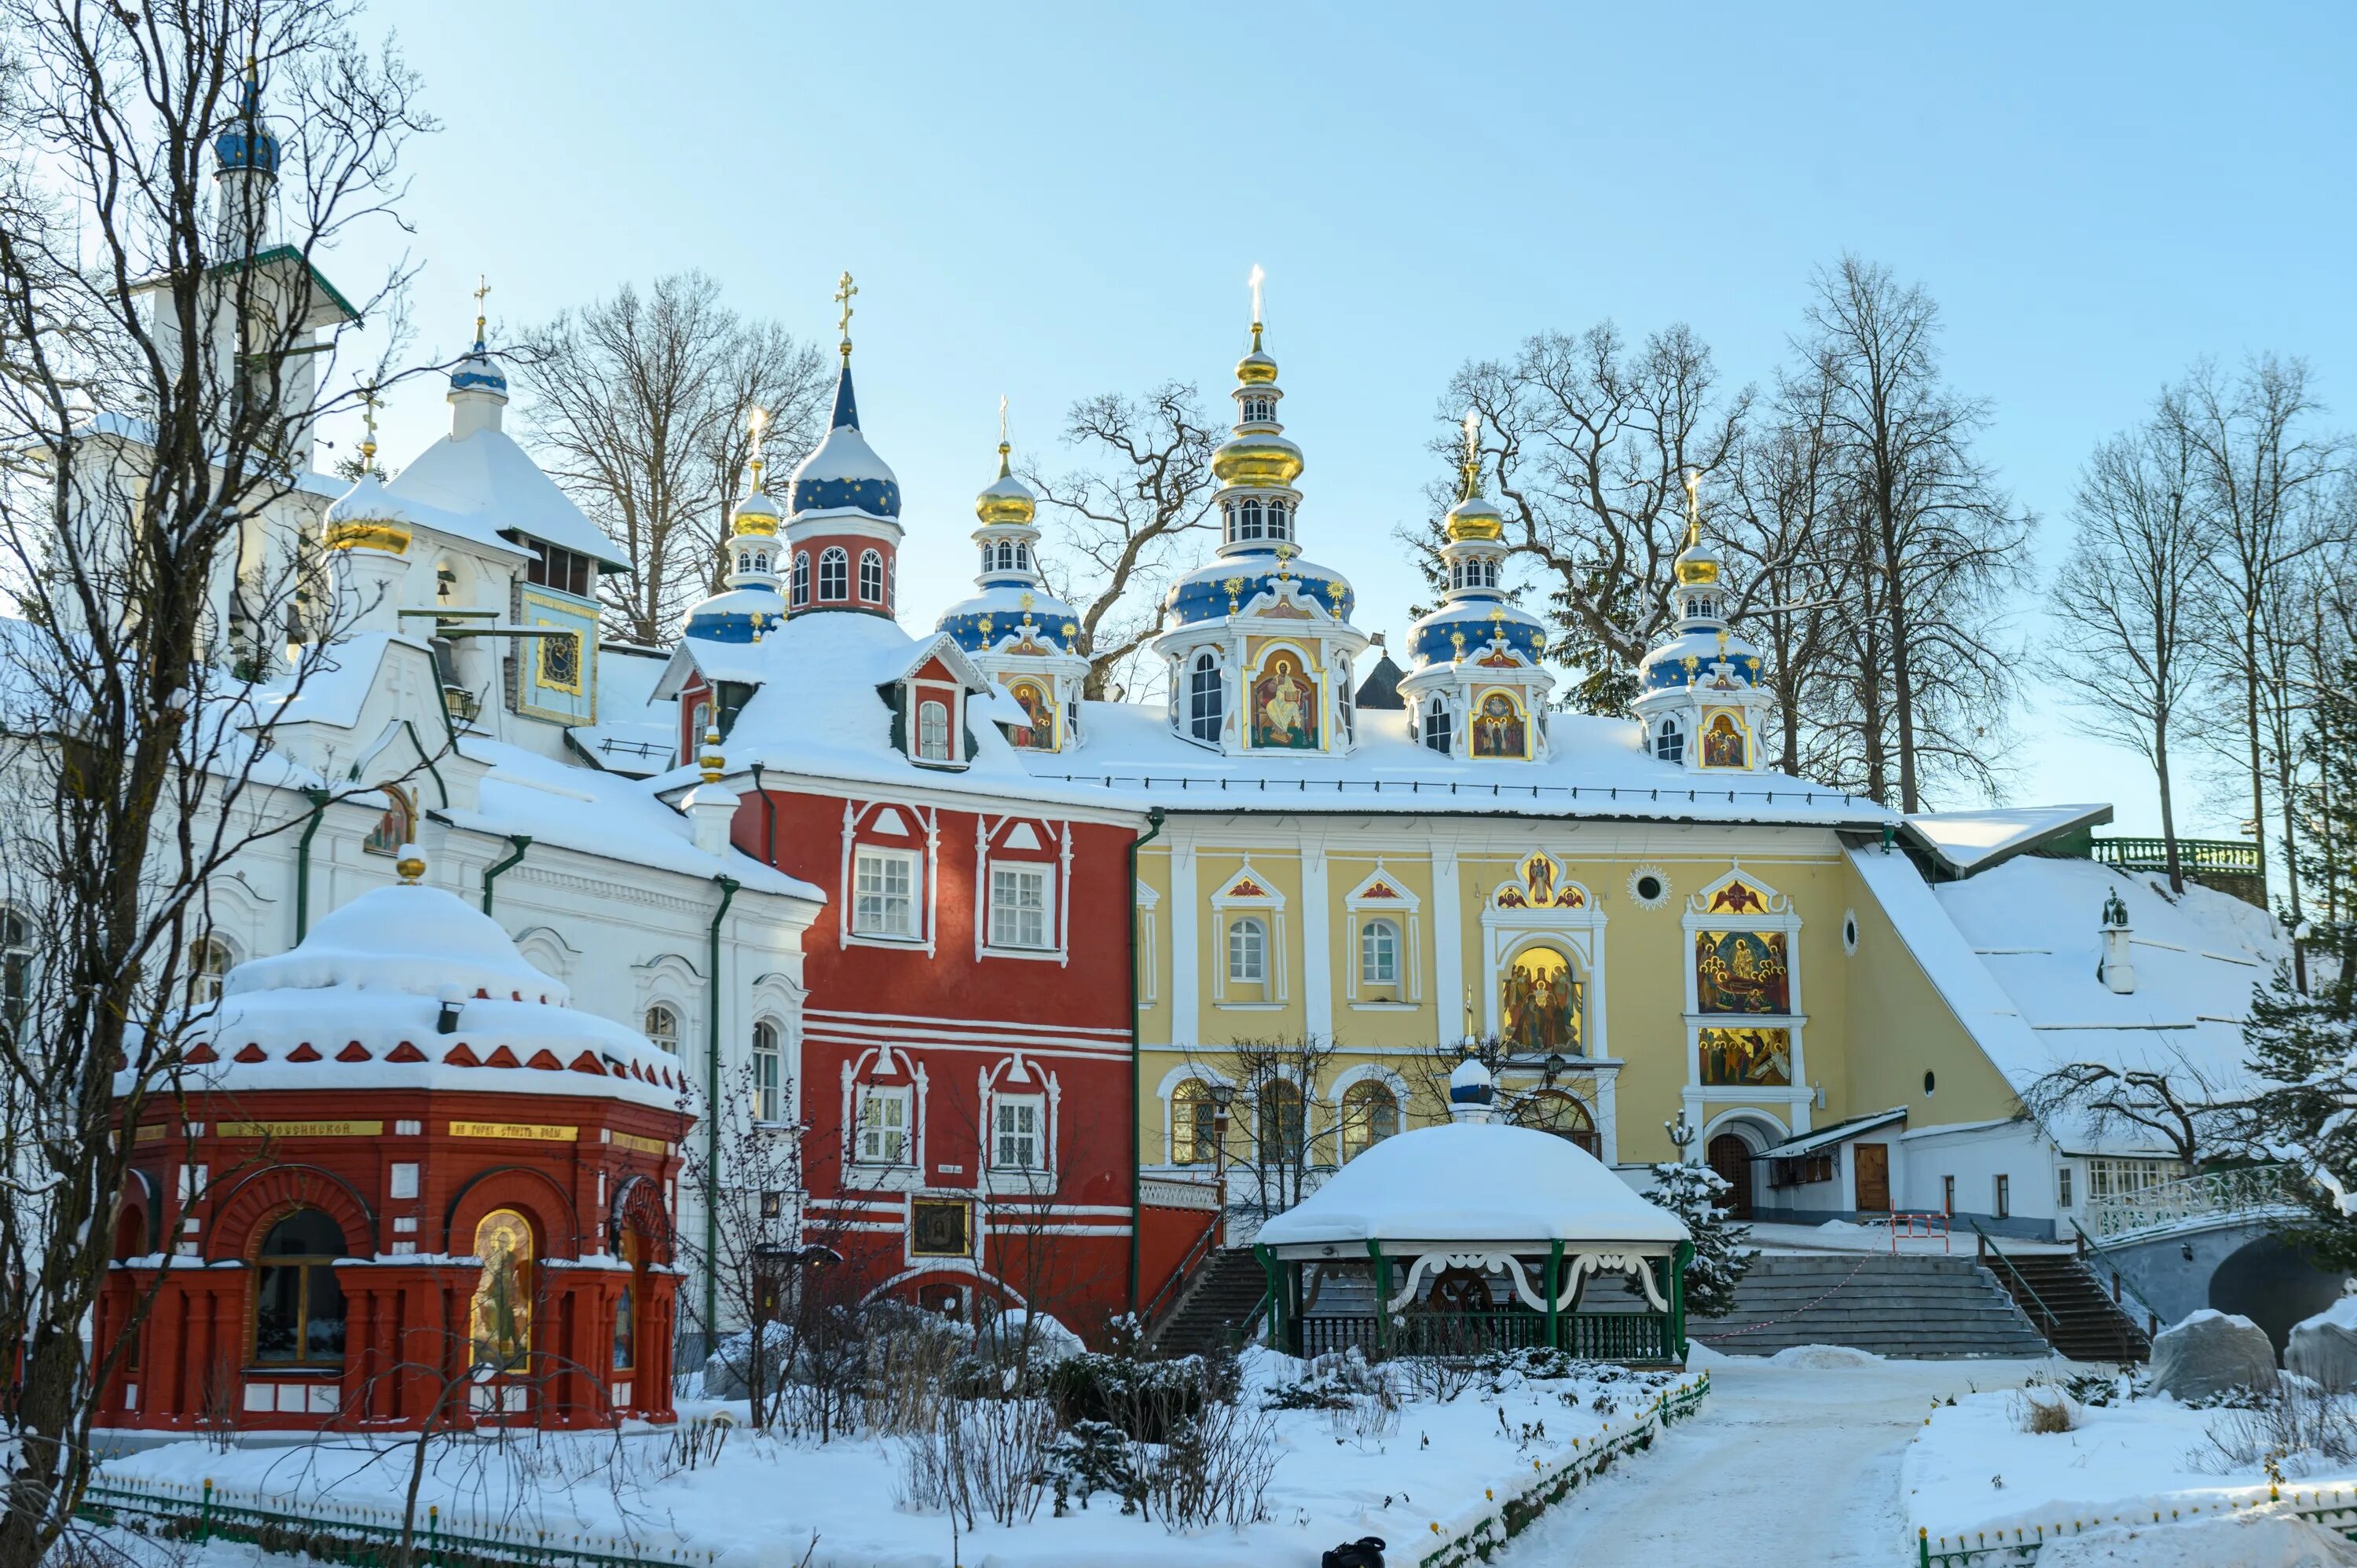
[1253,1064,1692,1365]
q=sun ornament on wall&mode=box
[1626,866,1672,910]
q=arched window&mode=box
[818,548,849,601]
[187,936,233,1006]
[1226,916,1266,985]
[1266,499,1289,540]
[362,788,413,857]
[613,1228,641,1374]
[1015,544,1031,571]
[1523,1090,1599,1156]
[253,1209,347,1366]
[469,1210,533,1372]
[1244,396,1272,423]
[1450,561,1464,592]
[643,1004,680,1055]
[754,550,770,574]
[686,700,710,761]
[790,552,810,607]
[1256,1079,1305,1167]
[1238,497,1263,540]
[1188,654,1223,743]
[916,699,951,762]
[1340,1081,1399,1163]
[1358,918,1399,987]
[1340,665,1355,744]
[1424,698,1453,755]
[1655,718,1684,764]
[1171,1079,1217,1167]
[751,1020,782,1121]
[859,549,884,602]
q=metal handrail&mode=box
[2081,1163,2304,1241]
[1968,1218,2064,1341]
[2068,1218,2167,1337]
[1141,1212,1226,1328]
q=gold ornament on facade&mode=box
[699,724,725,784]
[395,844,427,885]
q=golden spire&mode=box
[1683,467,1701,551]
[1460,409,1482,501]
[998,394,1011,476]
[834,270,857,357]
[471,273,491,347]
[358,382,381,470]
[747,405,769,490]
[1248,263,1265,353]
[698,724,724,784]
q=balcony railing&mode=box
[2090,837,2261,876]
[2082,1165,2304,1241]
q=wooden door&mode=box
[1853,1142,1891,1212]
[1706,1134,1754,1220]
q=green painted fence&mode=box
[1918,1486,2357,1565]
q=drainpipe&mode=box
[293,787,330,941]
[750,764,778,863]
[480,835,531,915]
[703,874,740,1350]
[1127,807,1166,1313]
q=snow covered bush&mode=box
[893,1391,1058,1528]
[1142,1398,1280,1531]
[2010,1380,2081,1434]
[1044,1348,1233,1442]
[1645,1159,1753,1317]
[2194,1381,2357,1474]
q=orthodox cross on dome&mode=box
[358,381,382,467]
[1248,263,1265,330]
[999,394,1009,446]
[747,405,769,485]
[1683,467,1702,548]
[1461,408,1481,494]
[471,273,491,346]
[834,270,858,354]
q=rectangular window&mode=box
[1942,1174,1955,1215]
[988,864,1052,950]
[852,850,918,939]
[2056,1166,2073,1209]
[993,1094,1044,1170]
[1227,918,1266,984]
[1993,1173,2011,1220]
[1358,919,1398,987]
[856,1086,911,1165]
[2087,1157,2187,1201]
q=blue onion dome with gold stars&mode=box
[449,307,508,397]
[1163,307,1354,628]
[681,419,789,643]
[1408,419,1545,667]
[213,54,280,176]
[937,434,1083,654]
[1637,472,1764,692]
[786,354,900,521]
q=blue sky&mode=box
[334,1,2355,833]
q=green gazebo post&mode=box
[1667,1240,1693,1361]
[1254,1243,1285,1353]
[1544,1240,1563,1351]
[1365,1239,1391,1360]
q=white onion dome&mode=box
[321,473,414,555]
[1448,1053,1496,1105]
[1164,551,1356,628]
[975,443,1036,526]
[232,882,567,1005]
[787,361,901,520]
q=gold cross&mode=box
[834,271,857,346]
[472,273,491,341]
[999,394,1010,446]
[358,382,382,464]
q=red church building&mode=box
[655,326,1209,1337]
[99,859,691,1432]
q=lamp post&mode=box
[1209,1083,1237,1185]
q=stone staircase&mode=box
[1691,1252,2055,1360]
[1147,1247,1268,1357]
[1981,1250,2153,1364]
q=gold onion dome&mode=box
[1235,322,1279,387]
[1672,472,1721,586]
[975,442,1036,526]
[1212,429,1304,488]
[1445,452,1504,543]
[322,474,412,556]
[731,454,783,538]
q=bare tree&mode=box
[2018,1053,2238,1171]
[0,7,428,1566]
[1182,1036,1341,1225]
[1800,255,2033,810]
[518,272,829,645]
[1028,383,1221,699]
[2043,415,2209,892]
[1728,350,1847,777]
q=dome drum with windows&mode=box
[1631,473,1774,771]
[97,859,693,1433]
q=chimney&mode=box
[684,725,740,856]
[2098,886,2136,995]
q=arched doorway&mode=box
[2211,1234,2346,1354]
[1707,1133,1756,1220]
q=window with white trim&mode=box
[852,849,919,939]
[1424,698,1452,754]
[855,1084,911,1165]
[818,547,848,601]
[790,552,809,607]
[1227,917,1266,984]
[992,1093,1044,1170]
[643,1004,680,1055]
[860,549,884,602]
[1655,718,1684,764]
[988,863,1053,950]
[1358,918,1399,987]
[916,698,951,761]
[1188,654,1222,742]
[752,1021,782,1123]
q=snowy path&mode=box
[1494,1354,2048,1566]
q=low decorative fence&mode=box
[1917,1485,2357,1565]
[2082,1165,2304,1242]
[1301,1310,1679,1365]
[76,1475,709,1568]
[1420,1372,1711,1568]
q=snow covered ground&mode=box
[1906,1382,2357,1551]
[92,1351,1701,1568]
[1494,1348,2051,1566]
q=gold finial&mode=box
[1683,467,1701,549]
[358,382,381,469]
[471,273,491,347]
[747,406,768,489]
[1461,409,1482,500]
[834,270,857,356]
[395,843,426,885]
[1019,589,1036,613]
[1248,263,1265,350]
[698,724,724,784]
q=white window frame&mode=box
[859,548,884,603]
[643,1003,680,1056]
[986,860,1056,954]
[1343,866,1423,1006]
[752,1020,783,1123]
[1359,917,1399,987]
[790,551,809,606]
[818,546,849,601]
[851,848,922,941]
[917,700,951,761]
[854,1083,913,1167]
[991,1092,1046,1171]
[1187,652,1223,744]
[1227,916,1266,986]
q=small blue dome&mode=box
[682,585,788,644]
[1407,599,1548,669]
[788,363,900,521]
[449,344,508,397]
[1637,629,1764,693]
[937,585,1083,655]
[214,72,278,174]
[1164,551,1354,628]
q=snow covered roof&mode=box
[149,882,691,1111]
[1905,804,2112,877]
[1850,843,2283,1155]
[1253,1123,1689,1251]
[1035,700,1893,827]
[1754,1108,1908,1161]
[384,426,627,571]
[566,646,678,778]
